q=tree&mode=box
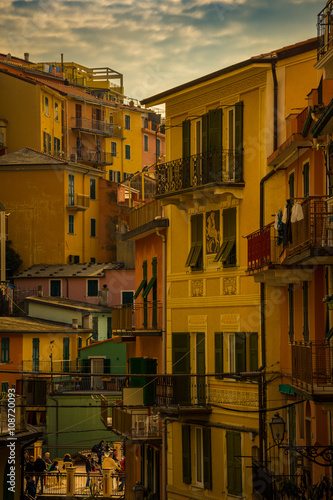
[0,245,22,279]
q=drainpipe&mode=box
[156,229,166,500]
[259,60,279,465]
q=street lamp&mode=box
[269,412,286,447]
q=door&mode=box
[90,358,104,389]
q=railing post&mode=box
[66,466,76,496]
[102,467,112,497]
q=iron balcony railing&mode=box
[112,407,162,440]
[67,192,90,208]
[111,302,162,333]
[291,341,333,393]
[318,0,333,60]
[70,117,115,136]
[156,375,207,407]
[156,149,243,195]
[71,148,113,166]
[130,199,165,230]
[246,196,333,270]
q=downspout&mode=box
[259,60,278,466]
[156,229,166,500]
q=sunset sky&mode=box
[0,0,325,100]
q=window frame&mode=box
[68,174,75,205]
[68,214,74,235]
[55,102,59,121]
[111,141,117,157]
[87,279,99,297]
[144,134,149,152]
[50,279,61,297]
[91,218,96,237]
[1,338,10,363]
[125,144,131,160]
[125,114,131,130]
[90,178,96,200]
[45,96,49,116]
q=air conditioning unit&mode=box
[70,153,77,162]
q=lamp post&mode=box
[269,412,286,447]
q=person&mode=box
[48,460,59,472]
[33,455,46,493]
[93,440,104,466]
[25,476,36,498]
[85,454,95,488]
[25,455,35,474]
[23,450,30,466]
[63,453,72,469]
[44,452,52,465]
[119,457,125,491]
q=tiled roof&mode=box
[25,296,110,313]
[14,262,124,279]
[0,316,91,332]
[0,147,68,165]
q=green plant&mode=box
[83,484,100,500]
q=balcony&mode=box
[111,302,162,339]
[155,375,210,416]
[71,148,113,166]
[111,407,162,442]
[70,117,121,137]
[316,1,333,78]
[291,341,333,401]
[155,149,244,200]
[66,192,90,210]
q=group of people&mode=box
[24,451,67,497]
[87,440,125,490]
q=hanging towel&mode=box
[282,204,288,224]
[290,202,304,223]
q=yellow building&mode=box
[0,148,103,268]
[141,38,319,499]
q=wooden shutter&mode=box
[235,332,246,372]
[182,425,191,484]
[234,101,243,181]
[104,358,111,374]
[130,357,145,387]
[172,332,190,405]
[226,431,242,496]
[215,332,223,379]
[303,281,309,342]
[182,120,191,158]
[289,284,294,341]
[303,162,310,197]
[81,358,90,373]
[249,332,258,371]
[208,109,222,181]
[203,428,212,489]
[196,333,205,404]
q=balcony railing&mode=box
[130,199,164,231]
[156,375,207,407]
[72,148,113,166]
[70,117,116,136]
[22,359,79,373]
[112,407,162,440]
[156,149,243,196]
[317,0,333,60]
[292,341,333,393]
[247,222,279,271]
[67,192,90,209]
[111,302,162,333]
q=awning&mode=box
[279,384,296,396]
[142,276,157,298]
[133,279,147,299]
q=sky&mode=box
[0,0,326,102]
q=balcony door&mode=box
[172,332,190,405]
[195,332,206,404]
[90,357,104,390]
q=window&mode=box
[214,207,236,267]
[73,255,80,264]
[50,280,61,297]
[303,281,309,342]
[109,170,121,182]
[111,141,117,157]
[144,135,149,152]
[87,279,98,297]
[125,144,131,160]
[48,133,52,154]
[1,338,9,363]
[195,427,212,489]
[43,132,48,153]
[54,137,61,155]
[215,332,223,379]
[45,96,49,116]
[63,338,70,372]
[78,337,82,349]
[133,261,147,299]
[172,332,191,405]
[223,332,258,373]
[122,291,134,304]
[226,432,242,496]
[107,317,112,339]
[1,382,8,393]
[68,214,74,234]
[68,174,75,205]
[90,179,96,200]
[182,425,191,484]
[91,218,96,237]
[303,161,310,197]
[92,317,98,340]
[32,338,39,371]
[289,172,295,199]
[288,284,294,341]
[125,114,130,130]
[185,214,203,270]
[55,102,59,121]
[156,138,161,158]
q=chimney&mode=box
[37,285,43,297]
[24,53,29,62]
[98,285,109,306]
[72,318,79,329]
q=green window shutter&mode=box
[172,332,190,405]
[289,172,295,199]
[133,261,147,299]
[208,108,222,152]
[234,102,243,181]
[203,428,212,489]
[182,120,191,159]
[81,358,90,373]
[196,333,205,404]
[1,382,9,393]
[90,179,96,199]
[182,425,191,484]
[303,281,309,342]
[32,338,39,371]
[50,280,61,297]
[63,337,70,372]
[88,280,98,296]
[186,214,203,268]
[1,338,9,363]
[249,332,258,371]
[142,276,156,298]
[289,284,294,341]
[303,162,310,197]
[107,317,112,339]
[215,332,223,379]
[130,357,145,387]
[226,431,242,496]
[104,358,111,374]
[215,207,236,266]
[235,332,246,372]
[202,114,208,153]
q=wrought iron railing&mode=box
[71,148,113,165]
[22,359,78,373]
[156,375,207,406]
[67,192,90,208]
[111,302,162,332]
[317,0,333,60]
[112,407,162,439]
[156,149,243,195]
[291,341,333,392]
[70,117,115,136]
[247,222,279,271]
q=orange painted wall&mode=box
[0,334,23,390]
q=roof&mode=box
[14,262,124,279]
[26,296,110,313]
[78,337,116,350]
[0,147,69,166]
[141,38,317,106]
[0,316,92,333]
